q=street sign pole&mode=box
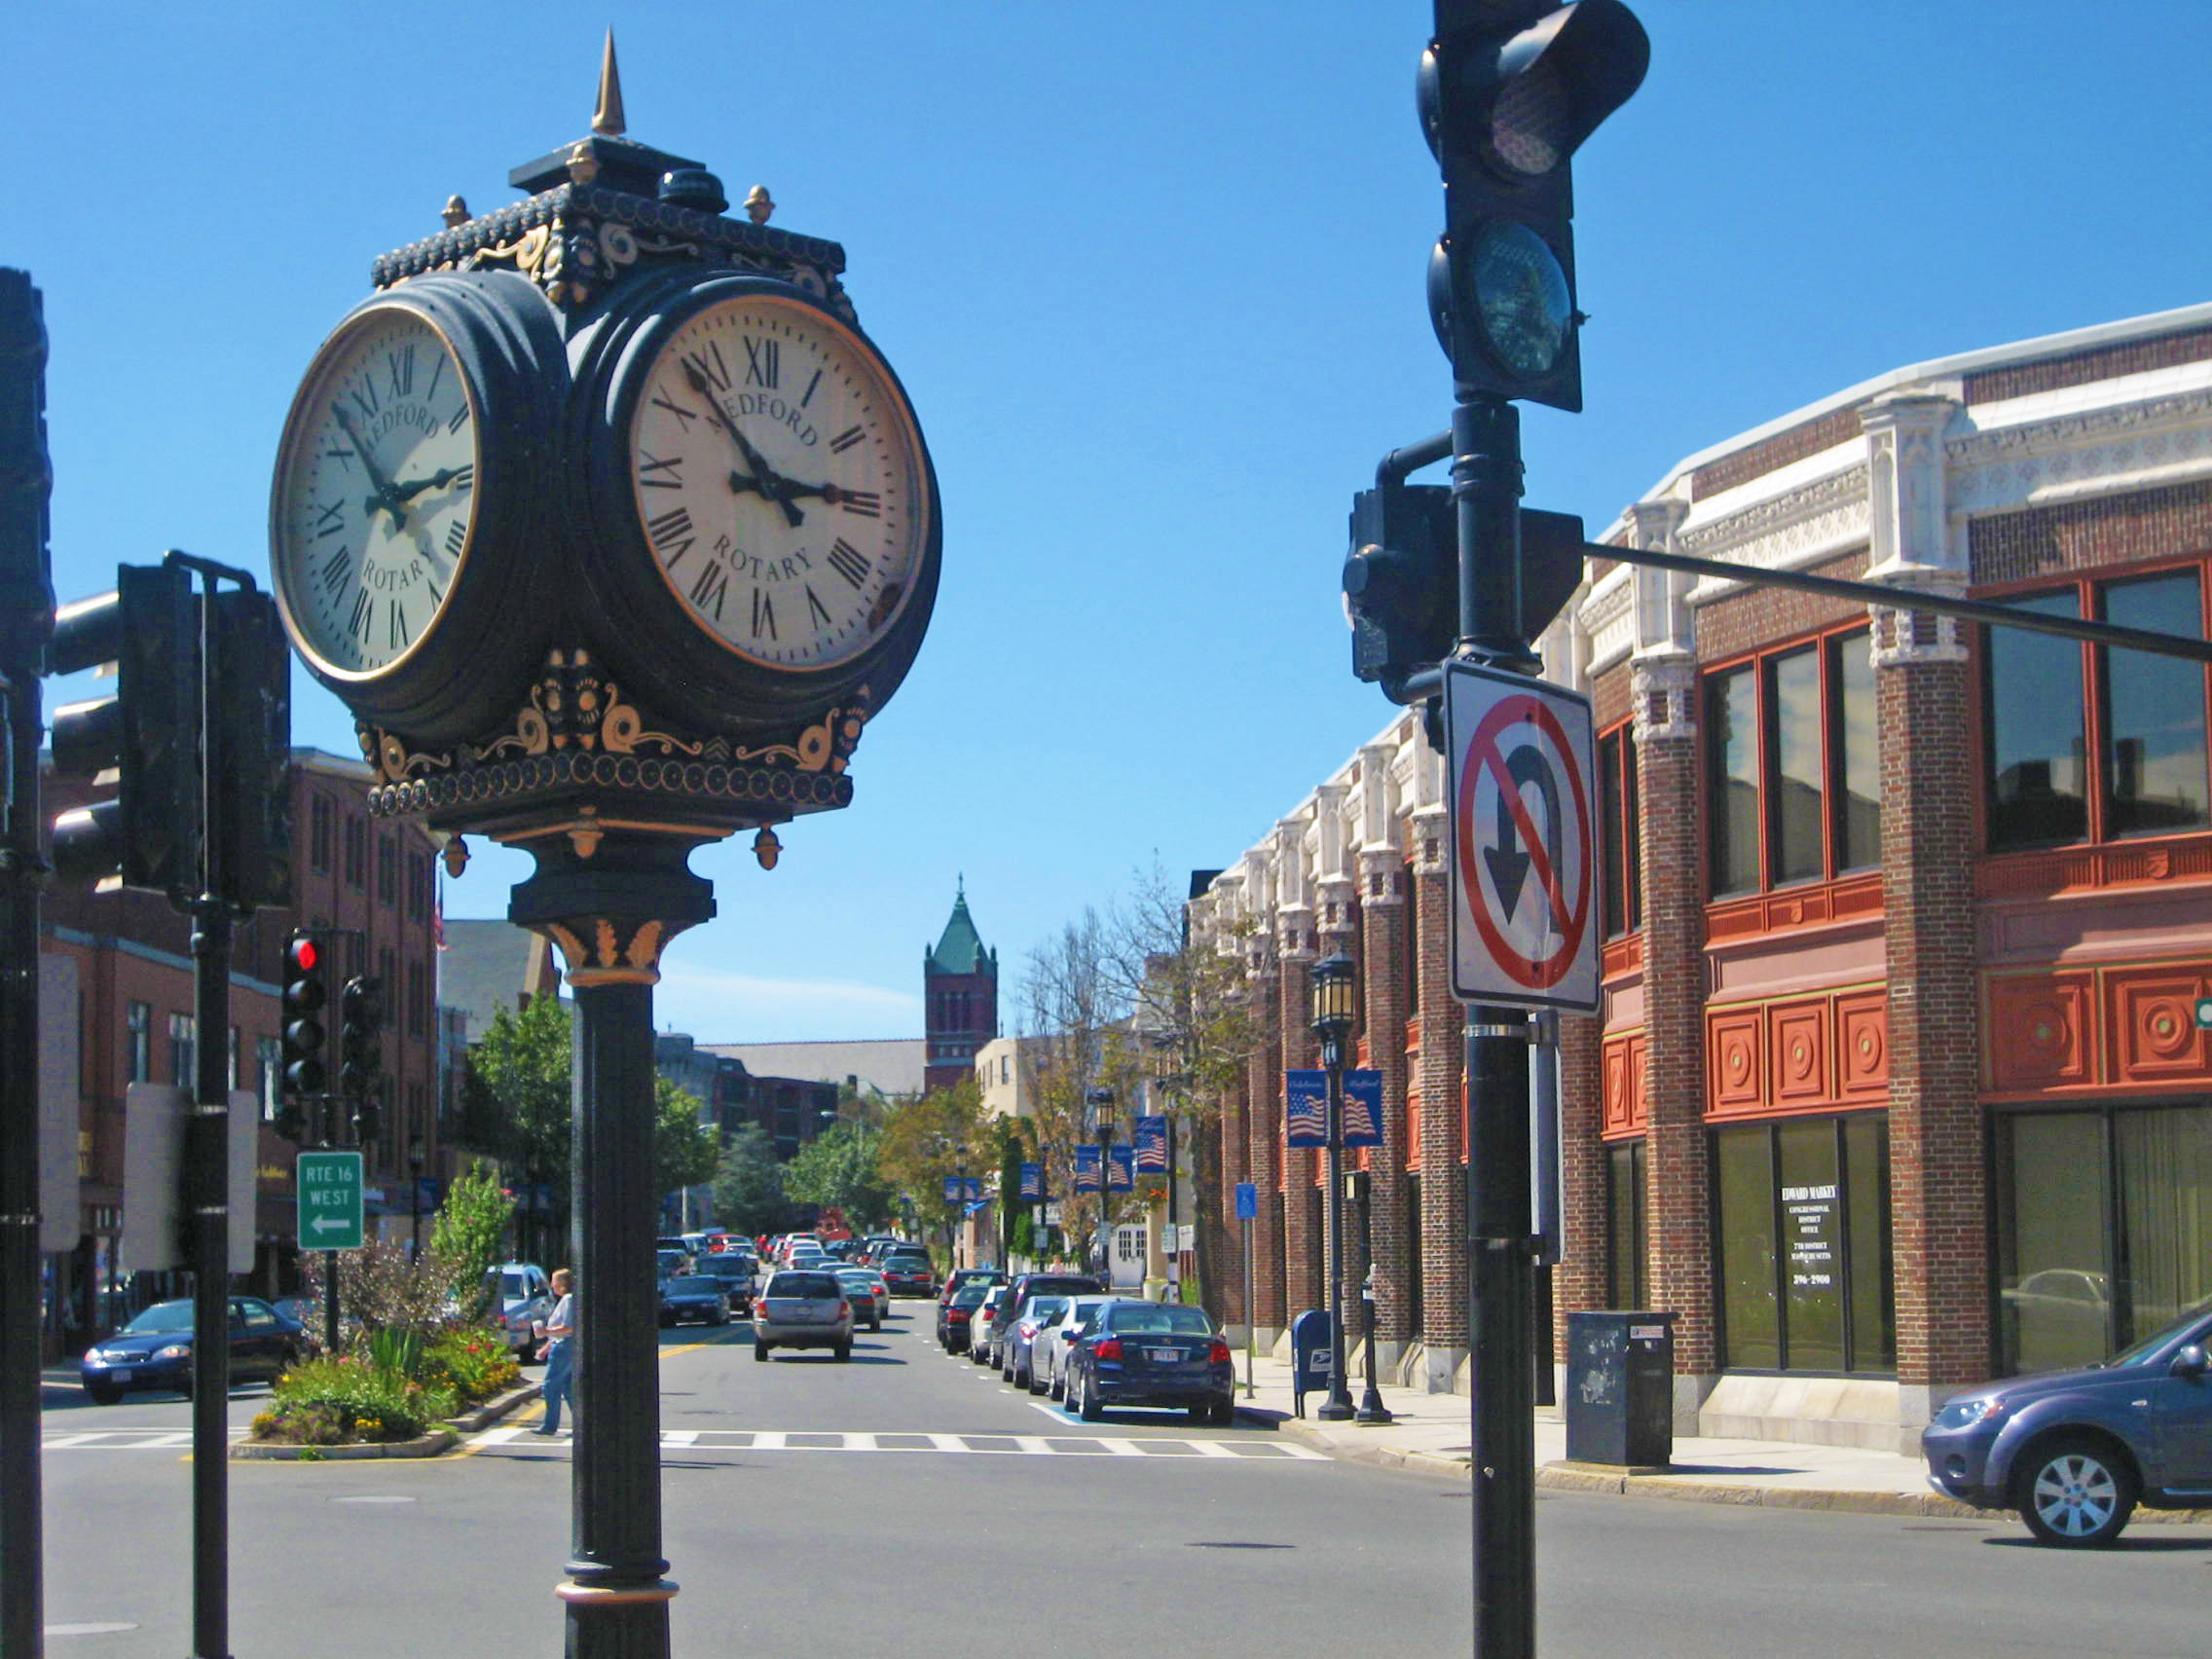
[1235,1179,1259,1397]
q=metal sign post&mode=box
[1235,1179,1258,1397]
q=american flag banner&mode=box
[1133,1116,1170,1172]
[941,1175,961,1203]
[1284,1070,1328,1148]
[1108,1145,1135,1191]
[1018,1161,1043,1200]
[1343,1070,1384,1149]
[1073,1144,1101,1194]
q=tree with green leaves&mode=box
[462,993,572,1263]
[711,1124,786,1237]
[654,1076,722,1201]
[876,1077,985,1256]
[429,1163,518,1316]
[783,1120,893,1231]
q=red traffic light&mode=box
[288,936,319,973]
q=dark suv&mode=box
[1923,1299,2212,1545]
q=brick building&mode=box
[923,881,998,1094]
[44,748,445,1341]
[1195,302,2212,1452]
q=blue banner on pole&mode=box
[1285,1070,1328,1148]
[1108,1144,1135,1191]
[1344,1070,1384,1149]
[1018,1161,1043,1200]
[1235,1181,1258,1221]
[1133,1115,1169,1172]
[942,1175,961,1203]
[1073,1145,1101,1194]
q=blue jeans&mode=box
[540,1341,574,1434]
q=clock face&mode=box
[626,294,928,671]
[272,308,479,678]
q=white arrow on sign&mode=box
[309,1214,354,1236]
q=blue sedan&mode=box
[79,1296,308,1404]
[1065,1302,1235,1426]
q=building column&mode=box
[1277,909,1322,1325]
[1244,945,1286,1346]
[1208,1091,1248,1328]
[1553,1009,1604,1368]
[1315,828,1361,1372]
[1412,801,1467,1392]
[1358,840,1415,1362]
[1864,391,1984,1446]
[1633,648,1718,1425]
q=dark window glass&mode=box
[1778,1120,1844,1370]
[2101,571,2209,837]
[1707,669,1761,896]
[1402,860,1421,1025]
[1986,591,2088,849]
[1768,649,1825,884]
[1994,1111,2110,1376]
[126,1002,152,1084]
[1715,1125,1780,1368]
[1831,633,1881,871]
[1622,731,1641,928]
[2114,1103,2212,1348]
[1605,1140,1646,1309]
[1842,1112,1894,1372]
[1600,732,1628,938]
[1404,1172,1423,1335]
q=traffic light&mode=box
[212,588,292,911]
[48,563,198,894]
[1419,0,1648,410]
[340,974,384,1141]
[280,932,328,1108]
[1345,481,1456,686]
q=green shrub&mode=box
[264,1354,455,1441]
[419,1328,520,1405]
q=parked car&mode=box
[939,1282,994,1353]
[1032,1295,1124,1398]
[1063,1301,1235,1425]
[832,1266,887,1332]
[655,1248,691,1283]
[1923,1299,2212,1545]
[753,1269,853,1362]
[970,1287,1015,1366]
[80,1297,308,1404]
[695,1254,757,1310]
[1004,1272,1104,1314]
[482,1262,554,1361]
[940,1267,1004,1309]
[657,1276,732,1328]
[880,1256,938,1299]
[1000,1296,1072,1389]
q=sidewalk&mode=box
[1228,1347,2007,1521]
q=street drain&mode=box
[1187,1541,1294,1550]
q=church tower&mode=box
[924,879,997,1094]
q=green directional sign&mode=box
[297,1150,364,1251]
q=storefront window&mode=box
[1606,1140,1647,1309]
[1768,650,1825,884]
[1715,1114,1893,1373]
[1831,634,1881,871]
[2102,571,2209,837]
[1599,726,1641,938]
[1708,669,1761,897]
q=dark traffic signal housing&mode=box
[340,974,385,1142]
[48,564,198,895]
[278,932,328,1135]
[1419,0,1649,410]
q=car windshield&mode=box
[2103,1295,2212,1369]
[833,1269,872,1282]
[766,1272,840,1300]
[1108,1305,1215,1336]
[953,1286,992,1308]
[121,1301,195,1334]
[1023,1297,1069,1322]
[666,1278,718,1294]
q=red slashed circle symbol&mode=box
[1455,693,1594,989]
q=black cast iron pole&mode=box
[1453,390,1540,1659]
[1317,1057,1353,1419]
[0,265,54,1659]
[1354,1171,1392,1423]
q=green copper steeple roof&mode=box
[926,878,993,977]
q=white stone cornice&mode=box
[1630,652,1698,742]
[1866,564,1970,667]
[1356,845,1406,907]
[1409,803,1450,876]
[1946,387,2212,515]
[1356,742,1400,853]
[1581,570,1635,679]
[1677,464,1870,594]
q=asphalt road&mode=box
[34,1303,2212,1656]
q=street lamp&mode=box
[407,1131,426,1260]
[1309,951,1357,1421]
[1087,1086,1116,1283]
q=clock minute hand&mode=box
[682,360,804,528]
[332,404,407,526]
[389,465,466,504]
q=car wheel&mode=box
[835,1343,852,1363]
[1188,1403,1211,1424]
[1210,1397,1236,1428]
[85,1383,123,1406]
[1050,1369,1065,1402]
[754,1342,769,1362]
[1027,1366,1047,1396]
[2018,1436,2138,1547]
[1075,1369,1103,1422]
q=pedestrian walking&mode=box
[534,1268,575,1436]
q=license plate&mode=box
[1147,1347,1180,1364]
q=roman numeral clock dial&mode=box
[272,307,478,680]
[626,294,930,673]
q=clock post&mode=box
[273,40,940,1658]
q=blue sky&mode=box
[12,2,2210,1042]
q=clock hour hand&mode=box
[682,360,804,528]
[332,404,408,527]
[389,464,469,504]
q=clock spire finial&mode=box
[593,30,627,136]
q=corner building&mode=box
[1197,302,2212,1452]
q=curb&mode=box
[230,1380,540,1461]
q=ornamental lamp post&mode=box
[1086,1086,1116,1282]
[1309,951,1357,1421]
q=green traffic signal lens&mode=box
[1470,221,1571,377]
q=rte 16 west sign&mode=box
[1444,659,1600,1013]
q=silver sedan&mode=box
[1031,1296,1125,1398]
[753,1269,854,1362]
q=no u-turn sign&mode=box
[1444,659,1600,1012]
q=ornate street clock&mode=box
[270,275,564,742]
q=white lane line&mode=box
[927,1433,970,1453]
[41,1434,109,1449]
[663,1430,699,1447]
[841,1432,875,1451]
[750,1431,786,1450]
[1182,1439,1238,1457]
[471,1426,529,1447]
[138,1432,193,1448]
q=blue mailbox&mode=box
[1289,1308,1335,1418]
